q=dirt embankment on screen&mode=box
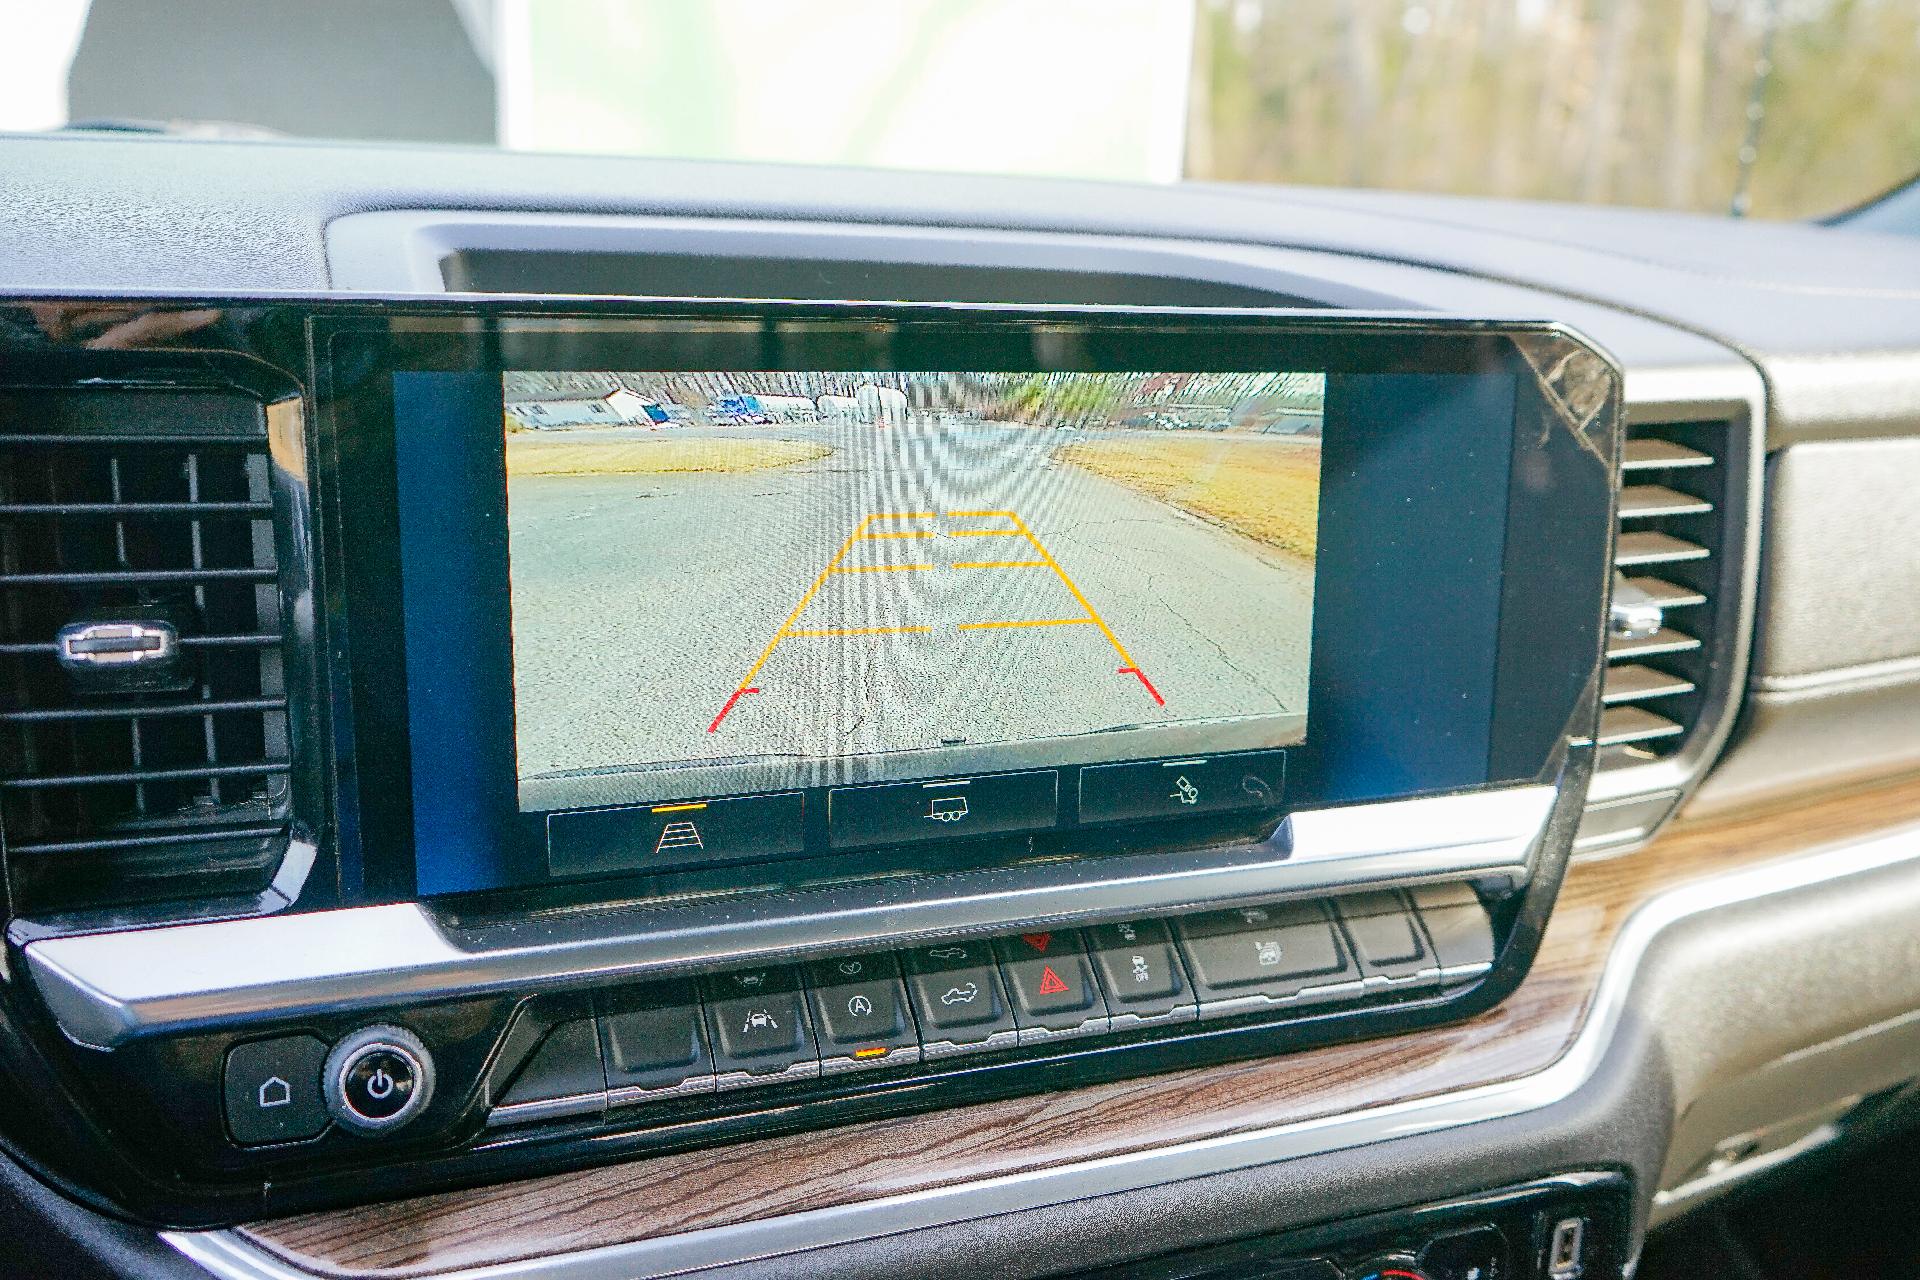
[1056,436,1320,561]
[505,436,831,477]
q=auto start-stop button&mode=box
[323,1025,434,1135]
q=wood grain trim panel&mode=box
[240,773,1920,1278]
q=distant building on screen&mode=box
[506,387,669,430]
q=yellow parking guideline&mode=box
[1006,512,1138,668]
[726,514,873,694]
[649,802,708,813]
[717,507,1150,734]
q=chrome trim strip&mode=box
[24,787,1553,1049]
[163,816,1920,1280]
[484,1093,604,1130]
[1651,1120,1842,1217]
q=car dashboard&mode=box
[2,132,1920,1280]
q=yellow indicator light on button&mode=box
[854,1046,889,1059]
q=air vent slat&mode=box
[0,501,272,518]
[1617,484,1713,519]
[0,566,276,587]
[0,433,262,447]
[1615,530,1710,567]
[1590,706,1685,747]
[1620,438,1713,470]
[0,697,285,724]
[8,824,285,857]
[1603,663,1696,704]
[1621,575,1706,610]
[1607,626,1700,661]
[2,761,289,790]
[1,381,292,918]
[0,632,281,656]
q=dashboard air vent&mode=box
[1592,421,1729,773]
[0,385,290,919]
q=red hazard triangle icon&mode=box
[1037,964,1069,996]
[1021,932,1052,953]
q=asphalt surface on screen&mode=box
[507,416,1313,806]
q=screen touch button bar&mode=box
[826,770,1059,851]
[547,792,804,877]
[1078,751,1285,826]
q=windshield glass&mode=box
[5,0,1916,218]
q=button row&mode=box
[486,882,1494,1127]
[547,750,1287,877]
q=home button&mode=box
[222,1035,330,1146]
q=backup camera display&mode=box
[501,370,1323,813]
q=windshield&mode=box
[5,0,1916,219]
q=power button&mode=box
[323,1025,434,1135]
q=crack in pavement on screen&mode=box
[1057,527,1288,706]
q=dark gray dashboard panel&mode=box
[1692,435,1920,812]
[1,133,1916,447]
[1756,438,1920,681]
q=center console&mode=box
[0,301,1621,1227]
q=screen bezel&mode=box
[312,303,1618,908]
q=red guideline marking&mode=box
[1119,666,1164,706]
[1037,965,1069,996]
[707,686,760,733]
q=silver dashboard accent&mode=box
[24,785,1554,1050]
[1607,573,1665,640]
[163,808,1920,1280]
[54,618,179,669]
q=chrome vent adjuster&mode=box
[1577,411,1752,854]
[0,381,292,919]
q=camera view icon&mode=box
[654,820,704,855]
[926,795,970,824]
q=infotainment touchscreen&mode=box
[324,307,1617,901]
[501,371,1321,820]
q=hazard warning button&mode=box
[992,930,1110,1044]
